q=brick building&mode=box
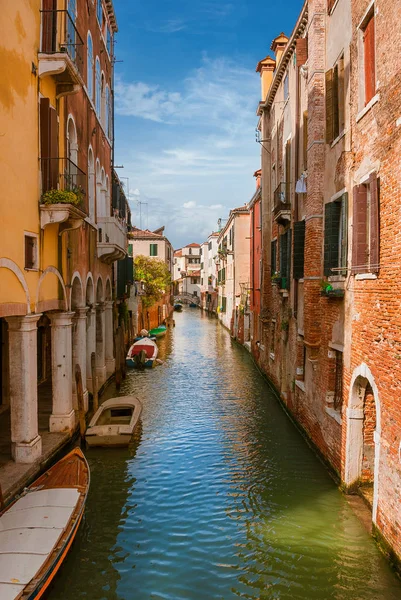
[255,0,401,567]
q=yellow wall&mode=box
[0,2,65,315]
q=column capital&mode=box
[49,311,75,327]
[5,313,42,332]
[96,302,105,312]
[104,300,114,310]
[74,306,89,319]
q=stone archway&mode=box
[95,277,106,386]
[70,275,88,410]
[345,363,381,522]
[85,274,95,393]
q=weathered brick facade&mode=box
[255,0,401,568]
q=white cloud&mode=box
[145,19,187,33]
[115,55,259,247]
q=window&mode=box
[100,73,105,127]
[352,173,379,274]
[280,229,291,289]
[87,32,94,101]
[293,221,305,279]
[150,244,158,257]
[24,234,38,270]
[325,54,345,144]
[284,74,289,101]
[188,247,192,255]
[270,320,276,354]
[95,57,101,115]
[208,241,212,250]
[105,85,111,138]
[324,193,348,276]
[191,277,199,284]
[221,297,227,312]
[271,240,277,276]
[362,11,376,105]
[97,0,102,25]
[333,350,343,411]
[106,26,112,56]
[127,244,133,257]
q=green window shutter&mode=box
[293,220,305,279]
[324,201,341,276]
[150,243,158,256]
[339,193,348,275]
[280,230,291,288]
[271,240,277,275]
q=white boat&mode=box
[126,337,158,368]
[85,396,143,447]
[0,448,89,600]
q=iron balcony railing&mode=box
[273,182,291,217]
[41,157,87,210]
[40,9,84,78]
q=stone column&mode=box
[104,301,115,376]
[96,302,107,387]
[72,307,89,412]
[49,312,75,432]
[5,314,42,463]
[86,306,96,393]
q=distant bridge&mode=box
[174,292,200,306]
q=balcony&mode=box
[40,157,87,230]
[273,182,291,224]
[39,9,84,96]
[97,216,127,264]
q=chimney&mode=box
[271,32,289,66]
[255,55,276,101]
[253,169,262,190]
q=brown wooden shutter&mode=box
[364,15,376,104]
[352,185,368,274]
[285,139,291,202]
[325,69,334,143]
[338,57,345,133]
[333,63,339,140]
[369,172,379,273]
[49,106,58,188]
[303,111,308,169]
[41,0,57,53]
[296,37,308,67]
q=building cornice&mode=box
[263,2,308,111]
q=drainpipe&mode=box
[294,53,301,319]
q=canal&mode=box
[50,309,401,599]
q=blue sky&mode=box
[113,0,304,248]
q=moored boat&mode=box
[0,448,89,600]
[174,304,183,312]
[126,337,158,368]
[85,396,143,447]
[148,325,167,339]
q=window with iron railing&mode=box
[40,9,84,78]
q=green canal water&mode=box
[49,310,401,599]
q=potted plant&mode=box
[271,272,281,286]
[41,186,84,207]
[320,279,345,298]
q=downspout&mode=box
[294,52,301,319]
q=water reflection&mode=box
[49,309,401,600]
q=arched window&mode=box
[105,85,111,139]
[95,57,101,115]
[87,32,94,101]
[88,147,95,222]
[97,0,103,25]
[100,72,106,127]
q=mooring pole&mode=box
[91,352,98,412]
[75,364,86,444]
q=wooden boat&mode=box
[85,396,143,447]
[189,302,198,308]
[174,304,183,312]
[0,448,89,600]
[148,325,167,339]
[126,337,158,368]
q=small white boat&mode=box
[126,337,158,368]
[85,396,143,447]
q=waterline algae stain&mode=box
[49,310,401,599]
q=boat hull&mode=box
[0,448,89,600]
[85,396,143,448]
[126,357,155,369]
